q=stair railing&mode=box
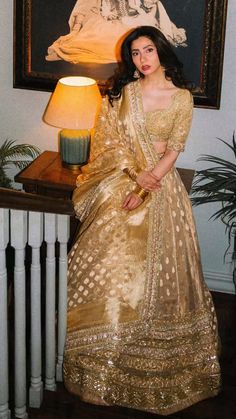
[0,187,74,419]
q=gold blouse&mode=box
[144,89,193,152]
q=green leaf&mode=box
[0,139,40,188]
[191,133,236,231]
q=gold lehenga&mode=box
[63,80,221,416]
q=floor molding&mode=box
[204,270,235,294]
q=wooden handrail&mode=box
[0,188,74,215]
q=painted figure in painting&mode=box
[45,0,187,65]
[63,26,221,415]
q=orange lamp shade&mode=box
[43,76,102,130]
[43,76,102,169]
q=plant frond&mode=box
[195,133,236,266]
[4,160,35,170]
[0,167,12,188]
[0,139,40,188]
[204,203,235,222]
[196,155,236,172]
[191,194,236,207]
[0,139,40,163]
[191,177,236,194]
[192,135,236,207]
[216,134,236,158]
[233,131,236,157]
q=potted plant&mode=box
[191,132,236,291]
[0,139,40,188]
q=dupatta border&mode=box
[125,81,165,321]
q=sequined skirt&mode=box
[63,168,221,415]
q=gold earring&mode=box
[133,69,140,79]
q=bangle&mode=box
[123,167,141,182]
[133,185,149,200]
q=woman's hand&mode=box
[122,192,143,211]
[136,171,160,191]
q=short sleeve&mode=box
[167,90,193,152]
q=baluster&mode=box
[0,209,11,419]
[44,213,57,391]
[56,215,70,381]
[28,212,44,407]
[11,210,28,419]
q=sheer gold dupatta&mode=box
[71,81,164,321]
[72,85,147,222]
[73,86,146,221]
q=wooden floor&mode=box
[25,292,236,419]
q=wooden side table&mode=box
[15,151,81,246]
[15,150,80,199]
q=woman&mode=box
[45,0,186,64]
[45,0,127,64]
[63,26,221,415]
[142,0,187,46]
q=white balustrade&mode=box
[44,214,57,391]
[11,210,28,419]
[0,204,71,417]
[56,215,70,381]
[0,209,11,419]
[28,212,44,407]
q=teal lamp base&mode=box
[59,129,91,171]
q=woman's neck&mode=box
[141,74,173,90]
[140,67,171,88]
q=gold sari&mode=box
[63,81,221,415]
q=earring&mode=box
[133,69,140,79]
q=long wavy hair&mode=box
[106,26,192,104]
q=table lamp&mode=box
[43,76,102,171]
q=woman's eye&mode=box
[147,47,154,53]
[132,51,138,56]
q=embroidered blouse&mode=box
[144,89,193,152]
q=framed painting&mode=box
[13,0,228,108]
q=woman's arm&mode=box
[123,90,193,211]
[151,149,179,180]
[150,90,193,181]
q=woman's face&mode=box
[131,36,161,77]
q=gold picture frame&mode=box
[14,0,228,109]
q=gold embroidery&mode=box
[64,81,221,415]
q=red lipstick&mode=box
[141,65,150,71]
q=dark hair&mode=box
[106,26,192,104]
